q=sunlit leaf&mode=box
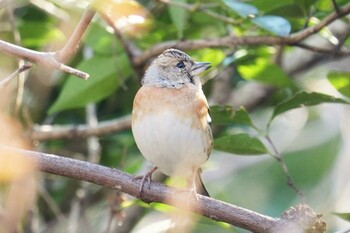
[168,0,188,38]
[252,15,291,36]
[214,134,268,155]
[270,92,350,122]
[333,212,350,222]
[210,106,254,127]
[327,72,350,98]
[48,55,129,114]
[94,0,153,38]
[222,0,258,17]
[238,59,294,87]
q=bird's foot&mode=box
[133,166,158,198]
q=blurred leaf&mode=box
[49,55,122,114]
[252,15,291,36]
[214,134,268,155]
[250,0,294,13]
[84,23,116,55]
[327,72,350,98]
[270,92,350,122]
[210,106,254,127]
[168,0,188,38]
[238,58,294,87]
[222,0,259,17]
[333,212,350,222]
[18,21,64,48]
[220,135,340,215]
[293,0,317,13]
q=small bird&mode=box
[132,48,212,197]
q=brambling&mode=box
[132,48,212,197]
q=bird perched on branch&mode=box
[132,48,212,197]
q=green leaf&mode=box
[18,21,64,48]
[214,134,268,155]
[327,72,350,98]
[270,92,350,122]
[238,59,294,87]
[333,212,350,222]
[252,15,291,36]
[168,0,188,38]
[249,0,294,13]
[222,0,258,17]
[48,55,124,114]
[210,106,254,127]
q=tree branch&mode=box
[30,115,131,141]
[3,146,325,233]
[133,2,350,66]
[0,9,96,80]
[0,63,32,87]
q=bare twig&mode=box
[265,135,305,202]
[295,43,350,55]
[133,2,350,66]
[0,9,95,80]
[4,146,323,233]
[0,40,89,80]
[56,9,95,62]
[0,63,32,87]
[30,115,131,141]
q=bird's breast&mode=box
[131,85,212,177]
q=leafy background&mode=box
[0,0,350,232]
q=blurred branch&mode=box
[0,40,89,80]
[5,146,325,233]
[265,135,305,202]
[56,9,95,62]
[0,63,32,87]
[30,115,131,141]
[0,9,96,80]
[133,2,350,66]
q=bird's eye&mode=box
[175,61,185,69]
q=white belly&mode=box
[132,110,208,177]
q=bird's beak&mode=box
[191,62,211,76]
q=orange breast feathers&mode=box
[132,85,210,130]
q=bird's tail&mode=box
[195,169,210,197]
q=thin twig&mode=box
[30,115,131,141]
[0,63,32,88]
[265,135,305,202]
[0,9,95,80]
[295,43,350,55]
[332,0,341,14]
[0,40,89,80]
[56,9,96,62]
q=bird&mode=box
[131,48,212,197]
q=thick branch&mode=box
[133,2,350,66]
[2,146,325,232]
[12,147,283,233]
[30,115,131,141]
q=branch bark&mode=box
[132,2,350,66]
[30,115,131,141]
[3,146,325,233]
[0,9,96,80]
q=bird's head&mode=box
[142,48,211,88]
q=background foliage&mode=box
[0,0,350,232]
